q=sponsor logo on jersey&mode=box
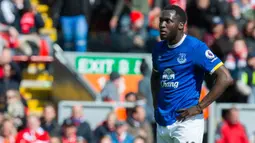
[161,68,179,88]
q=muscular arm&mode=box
[177,65,233,121]
[199,66,233,109]
[151,69,160,108]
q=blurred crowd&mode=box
[0,0,254,142]
[0,101,154,143]
[0,0,52,57]
[48,0,254,53]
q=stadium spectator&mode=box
[110,0,150,32]
[94,112,117,142]
[225,38,248,78]
[124,92,137,118]
[63,105,93,143]
[16,115,50,143]
[125,92,137,103]
[211,21,240,62]
[4,89,26,130]
[243,20,255,52]
[50,136,62,143]
[148,8,160,42]
[18,3,45,56]
[0,0,31,29]
[237,0,255,20]
[216,107,249,143]
[127,106,153,143]
[242,52,255,103]
[227,2,247,31]
[0,48,12,79]
[127,11,147,52]
[61,119,81,143]
[225,38,252,103]
[0,24,19,52]
[138,58,154,123]
[100,136,112,143]
[0,62,21,94]
[20,3,44,34]
[0,119,17,143]
[203,16,225,48]
[155,0,187,10]
[186,0,229,35]
[109,120,134,143]
[51,0,91,52]
[41,104,61,137]
[101,71,121,101]
[5,89,25,118]
[133,136,146,143]
[77,136,87,143]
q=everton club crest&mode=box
[177,53,187,64]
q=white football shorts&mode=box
[157,114,204,143]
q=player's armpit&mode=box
[199,66,233,110]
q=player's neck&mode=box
[168,32,184,46]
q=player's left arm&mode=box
[177,43,233,121]
[177,66,233,121]
[198,65,233,110]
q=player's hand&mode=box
[176,105,203,122]
[109,16,118,29]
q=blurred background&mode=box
[0,0,254,143]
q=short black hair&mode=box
[163,5,187,24]
[131,105,142,115]
[125,92,137,100]
[109,71,120,81]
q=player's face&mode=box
[159,10,179,41]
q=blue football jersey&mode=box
[152,35,223,126]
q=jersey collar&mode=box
[168,34,187,48]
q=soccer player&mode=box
[151,5,233,143]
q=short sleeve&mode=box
[193,42,223,74]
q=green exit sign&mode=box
[75,56,142,75]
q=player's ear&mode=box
[178,22,184,30]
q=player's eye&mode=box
[159,18,164,23]
[167,19,172,23]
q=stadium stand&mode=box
[0,0,254,143]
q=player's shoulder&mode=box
[156,40,167,49]
[153,40,167,53]
[185,35,207,50]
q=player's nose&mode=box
[160,21,167,29]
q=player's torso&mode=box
[157,44,197,90]
[154,40,203,108]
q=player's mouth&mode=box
[160,30,168,35]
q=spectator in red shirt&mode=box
[0,119,17,143]
[16,115,50,143]
[216,107,249,143]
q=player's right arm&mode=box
[151,69,160,109]
[151,43,161,109]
